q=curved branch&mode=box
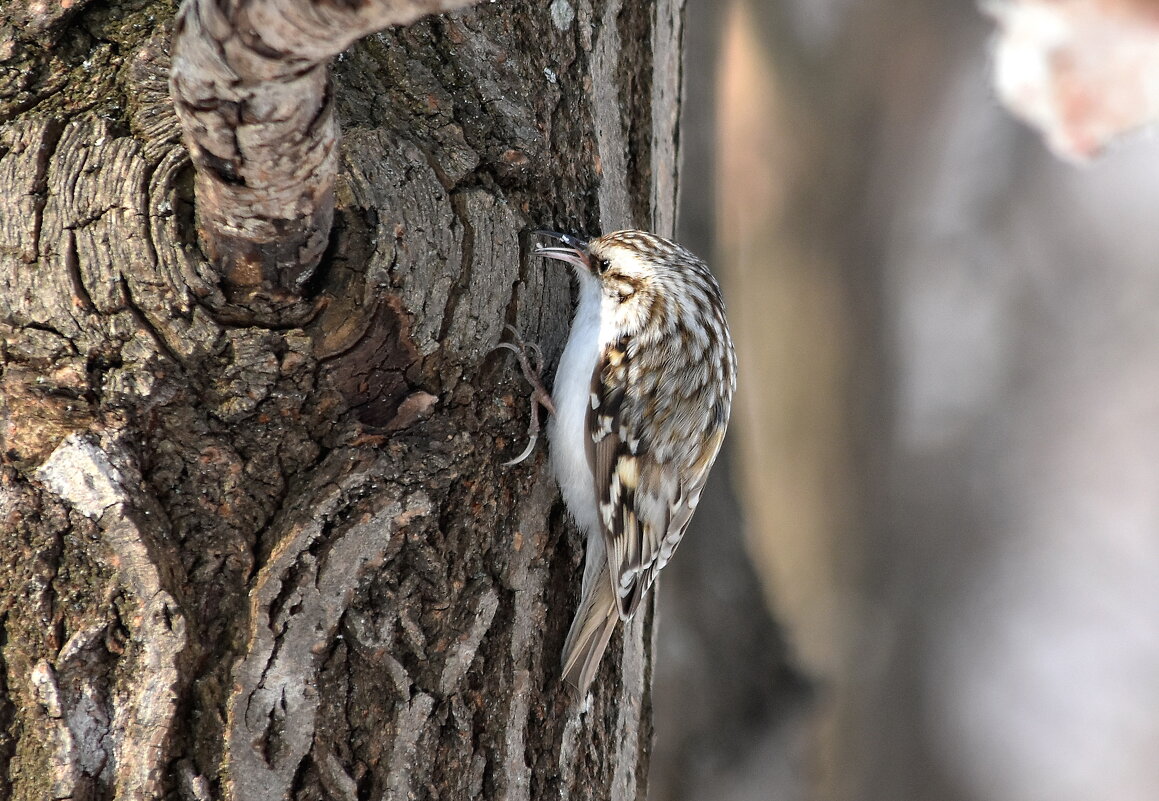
[169,0,482,300]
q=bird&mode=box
[499,229,736,693]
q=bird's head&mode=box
[534,229,719,337]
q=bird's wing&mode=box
[588,335,716,619]
[588,336,645,619]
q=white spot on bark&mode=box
[31,661,62,718]
[35,434,128,518]
[550,0,575,30]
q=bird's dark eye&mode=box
[596,258,611,274]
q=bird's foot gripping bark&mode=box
[495,325,556,466]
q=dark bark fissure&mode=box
[616,0,655,230]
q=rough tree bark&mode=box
[0,0,683,798]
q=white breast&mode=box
[548,277,604,538]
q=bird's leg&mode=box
[495,325,556,466]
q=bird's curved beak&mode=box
[532,230,591,272]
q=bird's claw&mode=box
[502,430,539,467]
[495,325,556,465]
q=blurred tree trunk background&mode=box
[656,0,1159,800]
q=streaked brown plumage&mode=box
[511,229,736,693]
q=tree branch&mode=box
[169,0,483,301]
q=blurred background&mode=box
[648,1,1159,800]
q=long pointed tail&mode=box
[561,567,621,693]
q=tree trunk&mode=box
[0,1,682,798]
